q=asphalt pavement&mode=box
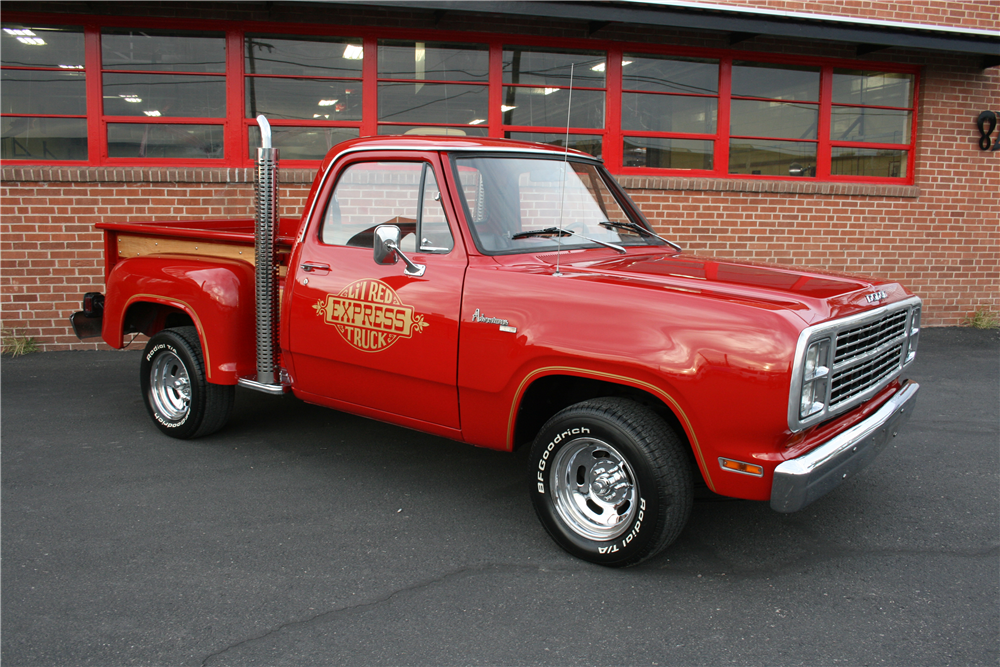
[2,327,998,667]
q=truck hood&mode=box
[521,249,912,325]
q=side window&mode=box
[320,161,453,253]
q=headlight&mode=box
[905,305,921,365]
[799,338,831,419]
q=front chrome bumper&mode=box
[770,380,919,513]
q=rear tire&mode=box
[140,326,234,439]
[529,397,693,567]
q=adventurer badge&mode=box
[313,279,428,352]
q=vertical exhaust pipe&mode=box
[253,115,280,386]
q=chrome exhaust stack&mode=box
[239,115,286,395]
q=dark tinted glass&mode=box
[379,41,488,81]
[378,82,488,125]
[102,30,225,73]
[622,55,718,94]
[729,139,817,177]
[103,74,225,117]
[831,107,911,143]
[502,47,605,87]
[245,35,363,77]
[833,70,913,107]
[2,117,87,160]
[731,62,819,101]
[623,137,713,169]
[731,100,818,139]
[1,70,86,115]
[107,123,223,158]
[249,125,359,160]
[506,132,603,157]
[1,26,84,68]
[246,78,362,120]
[622,92,716,134]
[378,126,489,137]
[831,147,907,178]
[502,87,604,128]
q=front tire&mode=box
[529,398,693,567]
[140,326,234,439]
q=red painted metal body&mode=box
[95,136,918,502]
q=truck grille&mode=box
[829,310,908,408]
[833,310,908,366]
[830,342,905,406]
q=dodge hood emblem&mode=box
[865,290,888,304]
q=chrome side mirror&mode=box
[374,225,425,277]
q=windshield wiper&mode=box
[511,226,626,254]
[600,221,682,251]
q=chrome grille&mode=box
[834,310,907,365]
[830,343,904,406]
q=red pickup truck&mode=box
[73,128,921,566]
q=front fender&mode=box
[103,255,257,384]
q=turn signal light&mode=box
[718,458,764,477]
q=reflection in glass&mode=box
[378,41,488,81]
[107,123,223,158]
[623,137,713,170]
[245,78,361,120]
[102,30,225,72]
[731,62,819,101]
[731,99,818,139]
[245,35,363,77]
[622,92,716,134]
[2,117,87,160]
[622,55,718,94]
[502,47,605,87]
[506,132,602,157]
[729,140,817,177]
[103,74,225,117]
[378,82,488,125]
[502,87,604,128]
[831,107,910,143]
[1,70,86,115]
[249,126,358,160]
[833,70,913,107]
[378,125,488,137]
[1,26,84,68]
[831,147,907,178]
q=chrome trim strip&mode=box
[237,376,289,395]
[772,380,919,513]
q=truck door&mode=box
[286,156,467,430]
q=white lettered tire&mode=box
[529,398,693,567]
[140,327,234,439]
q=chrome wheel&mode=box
[550,437,638,541]
[149,349,191,423]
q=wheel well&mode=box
[123,302,195,338]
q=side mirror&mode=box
[374,225,425,277]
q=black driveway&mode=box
[2,327,997,666]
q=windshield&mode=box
[452,155,663,255]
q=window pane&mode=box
[502,87,604,129]
[321,162,423,247]
[622,92,716,134]
[731,100,818,140]
[102,30,225,73]
[249,126,358,160]
[419,168,454,253]
[378,41,488,82]
[2,117,87,160]
[245,35,363,77]
[506,132,603,158]
[622,55,718,94]
[378,82,488,125]
[246,78,362,121]
[623,137,713,170]
[1,25,84,68]
[731,62,819,101]
[831,106,911,144]
[833,70,913,107]
[107,123,223,158]
[1,70,86,115]
[831,147,907,178]
[378,125,488,137]
[729,140,817,177]
[502,47,605,87]
[103,74,225,117]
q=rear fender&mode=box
[103,255,257,384]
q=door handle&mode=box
[300,261,331,273]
